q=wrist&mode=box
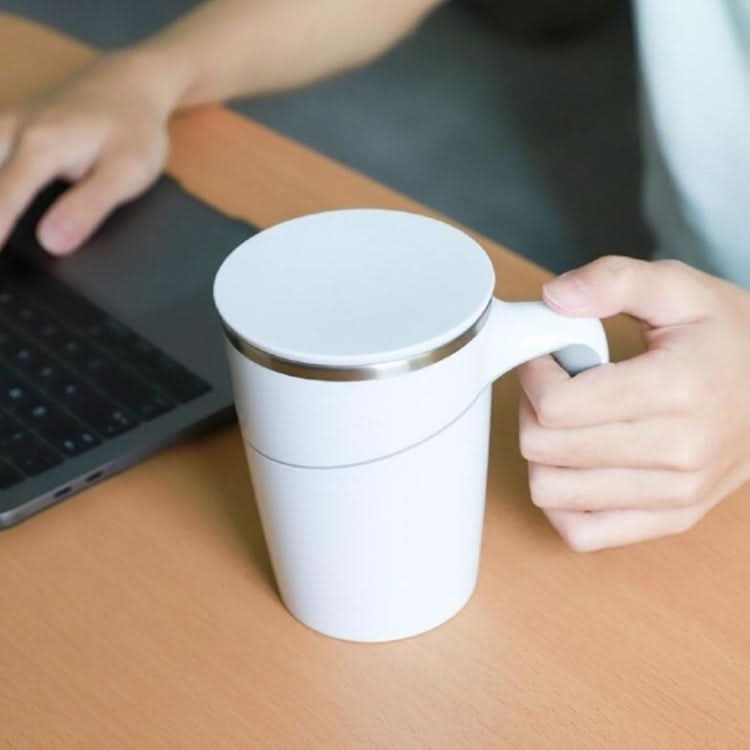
[99,43,196,119]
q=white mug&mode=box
[214,210,608,642]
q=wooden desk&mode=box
[1,14,749,749]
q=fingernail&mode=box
[38,217,77,255]
[543,273,591,311]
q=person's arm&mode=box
[0,0,440,254]
[145,0,442,105]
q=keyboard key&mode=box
[5,298,63,343]
[44,332,93,366]
[83,358,175,421]
[8,395,100,455]
[4,298,44,330]
[0,365,59,417]
[37,320,62,341]
[32,276,104,329]
[0,286,18,309]
[0,369,38,412]
[38,374,96,408]
[132,354,210,403]
[0,325,28,359]
[0,458,24,489]
[0,320,59,380]
[56,431,100,457]
[5,390,57,425]
[25,358,72,392]
[0,410,22,455]
[37,411,102,457]
[70,396,138,438]
[5,339,48,377]
[0,427,62,477]
[85,322,210,403]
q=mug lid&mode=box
[214,210,495,376]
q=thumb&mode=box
[542,256,712,328]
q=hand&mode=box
[519,256,750,551]
[0,49,185,255]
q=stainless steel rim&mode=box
[221,298,492,381]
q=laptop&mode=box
[0,178,255,528]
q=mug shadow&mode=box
[184,424,279,597]
[486,375,552,538]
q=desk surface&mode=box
[2,14,749,750]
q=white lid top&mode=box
[213,209,495,367]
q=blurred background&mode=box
[1,0,652,272]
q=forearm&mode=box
[130,0,440,111]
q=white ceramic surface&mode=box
[247,388,492,643]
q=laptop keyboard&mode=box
[0,253,211,490]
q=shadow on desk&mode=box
[177,427,277,595]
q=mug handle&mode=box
[480,299,609,383]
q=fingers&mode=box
[0,125,68,248]
[542,501,712,552]
[37,154,159,254]
[519,351,690,428]
[527,463,705,512]
[0,111,19,166]
[519,395,706,471]
[518,356,570,414]
[541,255,714,327]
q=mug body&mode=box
[244,386,492,642]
